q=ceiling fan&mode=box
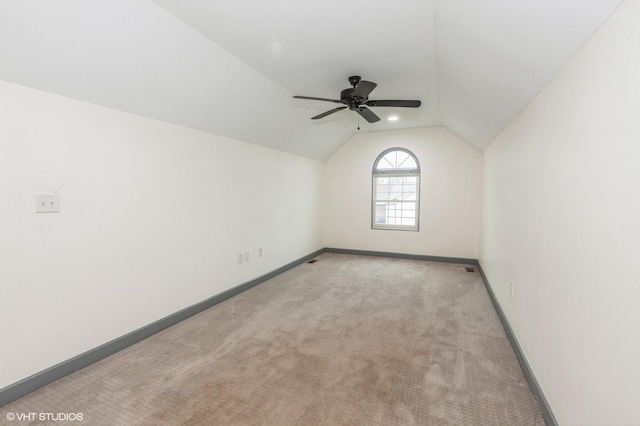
[293,75,421,123]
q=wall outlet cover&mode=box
[36,194,60,213]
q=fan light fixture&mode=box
[388,115,399,121]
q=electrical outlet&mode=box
[244,251,250,262]
[510,280,514,297]
[237,254,244,264]
[36,194,60,213]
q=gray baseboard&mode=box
[324,247,477,265]
[476,263,558,426]
[0,248,324,408]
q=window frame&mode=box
[371,147,420,231]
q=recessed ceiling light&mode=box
[388,115,399,121]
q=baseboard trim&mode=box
[477,263,558,426]
[324,247,477,265]
[0,248,324,408]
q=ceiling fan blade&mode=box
[366,100,421,108]
[356,107,380,123]
[353,80,377,99]
[311,106,347,119]
[294,95,342,104]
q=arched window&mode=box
[372,148,420,231]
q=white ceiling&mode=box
[0,0,624,160]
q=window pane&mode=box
[376,153,396,169]
[374,199,417,226]
[375,150,418,170]
[401,202,415,210]
[379,156,395,169]
[375,203,388,223]
[376,179,417,201]
[395,151,409,167]
[376,176,419,202]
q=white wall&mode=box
[0,80,324,389]
[480,0,640,424]
[324,127,482,259]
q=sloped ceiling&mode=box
[0,0,624,161]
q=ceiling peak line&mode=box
[431,0,444,125]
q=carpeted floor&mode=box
[1,253,545,425]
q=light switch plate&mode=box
[36,194,60,213]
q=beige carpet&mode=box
[1,253,545,425]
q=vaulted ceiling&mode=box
[0,0,624,161]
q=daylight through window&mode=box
[372,148,420,231]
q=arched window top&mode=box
[373,148,420,173]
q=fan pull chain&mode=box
[357,114,360,131]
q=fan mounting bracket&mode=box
[348,75,361,88]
